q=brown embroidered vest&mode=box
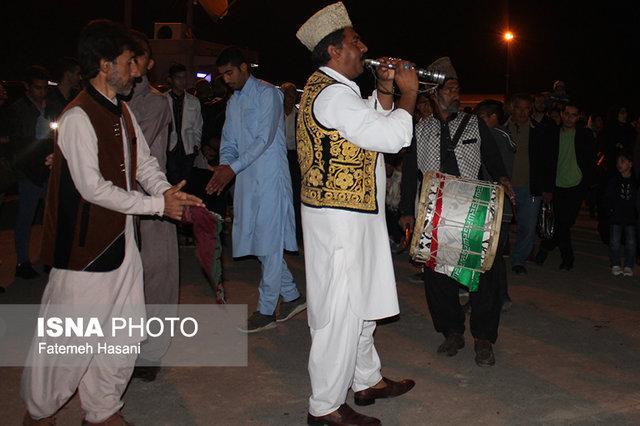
[296,71,379,213]
[41,85,137,271]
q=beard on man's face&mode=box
[444,99,460,115]
[114,87,131,97]
[115,79,134,96]
[107,71,133,97]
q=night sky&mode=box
[1,0,637,115]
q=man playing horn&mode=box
[296,2,418,425]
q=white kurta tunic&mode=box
[303,67,413,330]
[21,95,171,422]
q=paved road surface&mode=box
[1,211,639,425]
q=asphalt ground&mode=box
[1,206,639,425]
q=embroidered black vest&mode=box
[296,71,379,213]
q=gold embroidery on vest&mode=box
[296,71,378,213]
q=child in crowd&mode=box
[605,152,637,276]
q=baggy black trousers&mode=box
[423,253,503,344]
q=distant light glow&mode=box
[276,86,303,93]
[250,63,259,68]
[195,72,212,82]
[49,122,59,130]
[503,31,514,41]
[48,81,58,86]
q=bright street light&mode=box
[502,30,515,96]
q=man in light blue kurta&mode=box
[207,47,305,332]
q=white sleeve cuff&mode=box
[156,182,173,197]
[371,89,394,113]
[149,195,165,216]
[392,109,413,147]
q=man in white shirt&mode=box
[296,3,418,424]
[166,63,203,185]
[21,20,203,426]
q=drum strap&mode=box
[439,113,472,174]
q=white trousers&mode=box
[21,218,144,423]
[308,280,383,417]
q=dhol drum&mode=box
[409,172,504,291]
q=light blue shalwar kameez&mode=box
[220,75,299,315]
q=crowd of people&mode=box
[384,73,640,280]
[0,14,312,425]
[0,53,228,278]
[0,1,637,425]
[376,75,639,380]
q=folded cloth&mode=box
[183,206,226,303]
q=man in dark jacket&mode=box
[476,99,515,310]
[536,102,595,270]
[46,57,82,120]
[507,93,553,275]
[7,65,53,279]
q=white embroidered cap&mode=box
[427,57,458,81]
[296,2,352,51]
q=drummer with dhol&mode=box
[399,58,515,367]
[296,2,418,425]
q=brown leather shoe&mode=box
[82,412,133,426]
[353,377,415,406]
[474,339,496,367]
[437,333,465,356]
[307,403,380,425]
[23,413,56,425]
